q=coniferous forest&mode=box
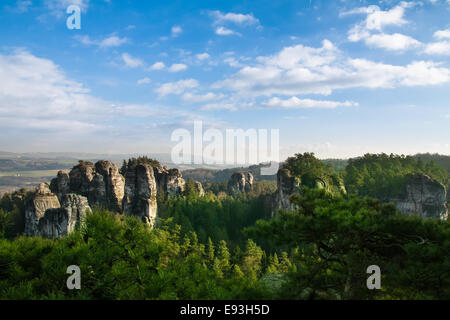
[0,153,449,300]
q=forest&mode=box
[0,153,449,300]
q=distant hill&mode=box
[182,164,278,183]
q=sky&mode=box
[0,0,449,161]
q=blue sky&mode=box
[0,0,449,160]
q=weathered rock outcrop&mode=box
[38,194,91,238]
[68,161,96,197]
[45,159,190,231]
[392,174,448,220]
[123,164,158,227]
[25,183,61,236]
[195,181,205,197]
[49,170,70,201]
[272,168,346,216]
[154,167,185,197]
[50,160,124,212]
[273,168,301,214]
[93,160,125,212]
[228,172,254,194]
[25,183,90,238]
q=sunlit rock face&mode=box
[393,174,448,220]
[228,172,254,195]
[46,159,191,231]
[38,194,91,238]
[25,183,90,238]
[68,161,96,197]
[195,181,205,197]
[94,160,125,212]
[25,183,61,236]
[51,161,125,212]
[153,167,186,197]
[123,164,158,227]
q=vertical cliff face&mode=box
[228,172,254,195]
[95,160,125,212]
[123,164,158,227]
[273,169,301,215]
[49,170,70,201]
[68,161,96,197]
[153,167,186,197]
[25,183,90,238]
[51,160,125,212]
[25,183,61,236]
[37,194,91,238]
[393,174,448,220]
[43,159,190,233]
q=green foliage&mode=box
[344,153,448,199]
[0,189,30,238]
[0,209,272,300]
[282,153,345,194]
[158,192,272,248]
[247,188,450,300]
[120,156,161,174]
[183,178,200,198]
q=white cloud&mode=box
[196,53,210,61]
[182,92,223,103]
[121,53,143,68]
[214,40,450,97]
[149,61,166,70]
[343,2,416,31]
[433,29,450,40]
[0,49,106,132]
[210,11,259,26]
[137,77,151,85]
[215,26,238,36]
[264,97,359,109]
[171,26,182,37]
[45,0,89,18]
[155,79,199,96]
[75,35,128,48]
[425,41,450,55]
[200,103,237,111]
[99,36,128,48]
[168,63,188,72]
[345,2,421,51]
[364,33,421,51]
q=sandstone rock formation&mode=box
[49,170,70,201]
[44,159,190,232]
[69,161,96,197]
[228,172,254,194]
[25,183,90,238]
[25,183,61,236]
[123,164,158,227]
[94,160,125,212]
[154,167,185,197]
[273,168,302,214]
[272,168,346,216]
[195,181,205,197]
[38,194,91,238]
[50,160,124,212]
[393,174,448,220]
